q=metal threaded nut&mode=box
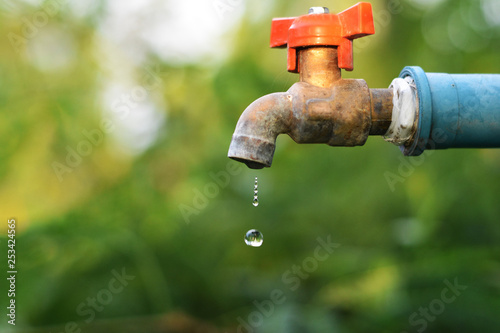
[308,7,329,14]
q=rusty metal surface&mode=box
[228,93,293,169]
[370,88,394,135]
[286,79,372,146]
[228,47,394,168]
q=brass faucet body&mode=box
[295,47,393,144]
[228,46,393,169]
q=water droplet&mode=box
[245,229,263,247]
[252,176,259,206]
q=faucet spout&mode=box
[228,92,293,169]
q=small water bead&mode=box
[245,229,264,247]
[252,176,259,206]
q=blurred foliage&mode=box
[1,0,500,332]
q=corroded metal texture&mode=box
[228,47,393,168]
[370,88,394,135]
[286,79,372,146]
[228,93,293,169]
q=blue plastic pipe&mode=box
[398,66,500,156]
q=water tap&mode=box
[228,2,393,168]
[228,2,500,168]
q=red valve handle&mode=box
[270,2,375,72]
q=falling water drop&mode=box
[245,229,263,247]
[252,176,259,206]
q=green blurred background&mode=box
[1,0,500,332]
